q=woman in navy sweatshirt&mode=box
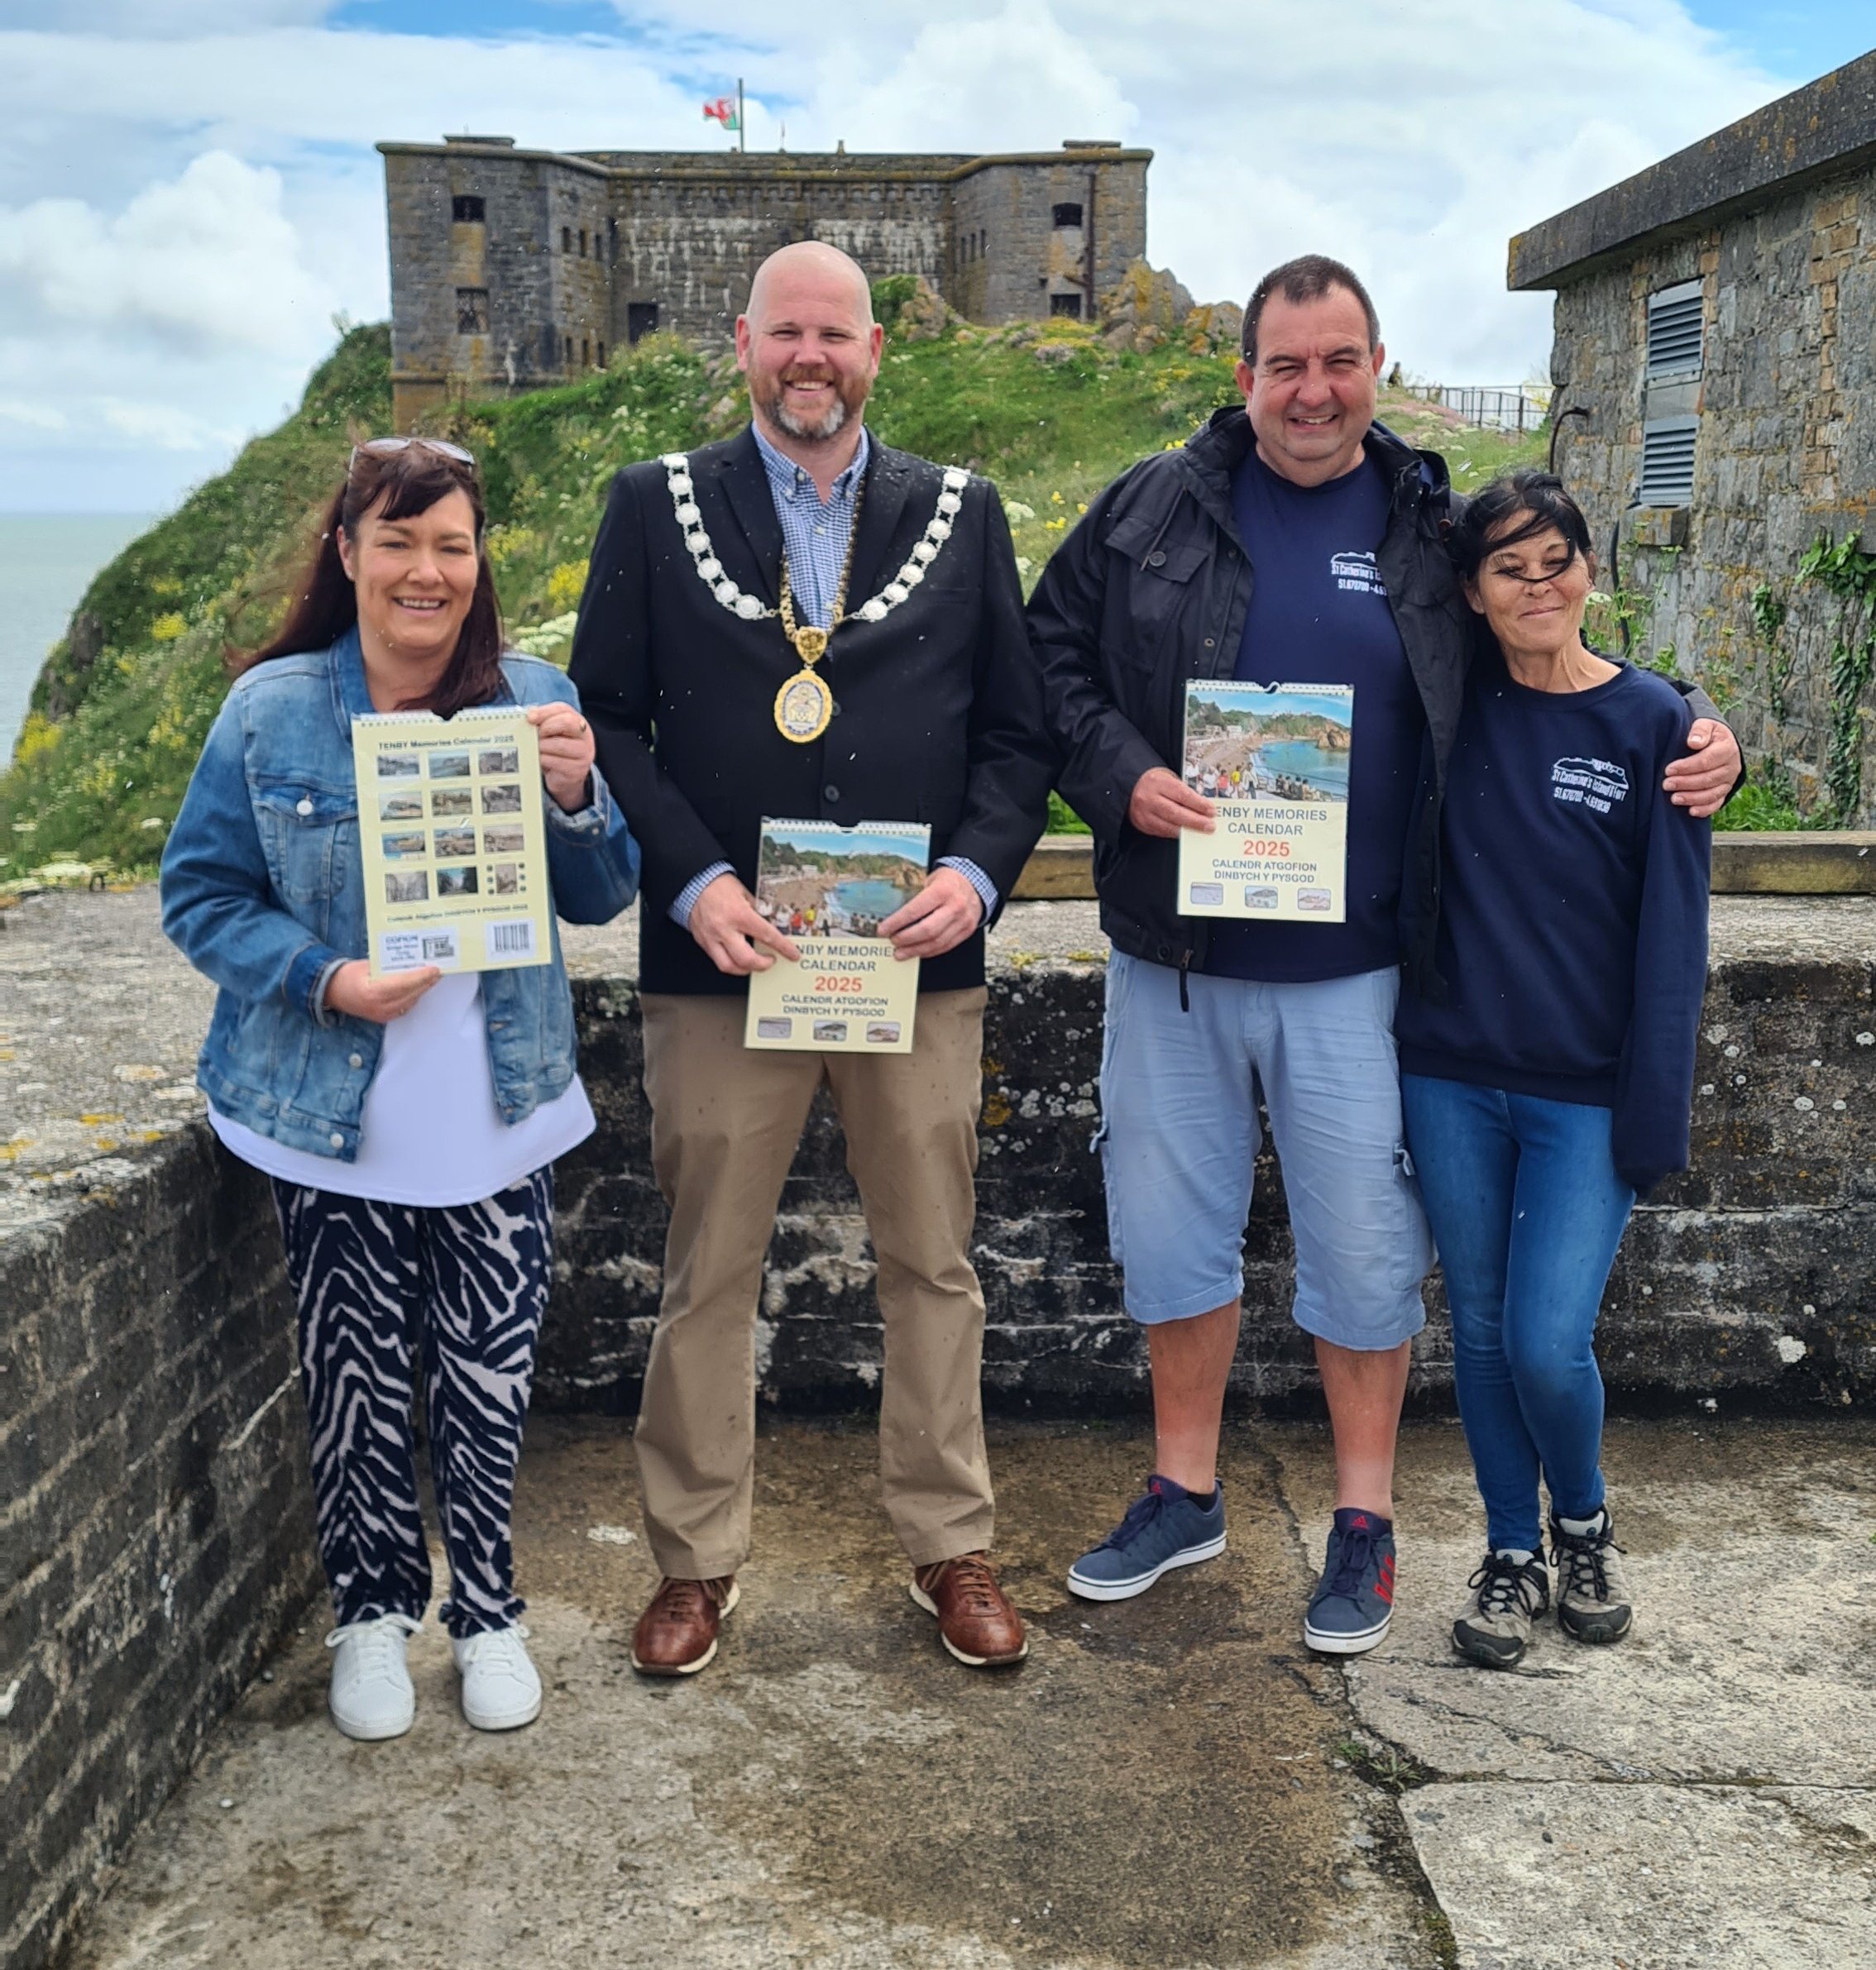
[1395,470,1710,1670]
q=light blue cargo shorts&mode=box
[1094,951,1433,1346]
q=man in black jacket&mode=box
[1028,255,1738,1654]
[570,242,1051,1676]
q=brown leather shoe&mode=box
[909,1552,1028,1667]
[630,1576,739,1676]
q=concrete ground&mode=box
[62,1415,1876,1970]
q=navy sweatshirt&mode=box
[1395,647,1711,1194]
[1208,446,1426,983]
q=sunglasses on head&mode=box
[349,436,476,470]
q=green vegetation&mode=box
[0,303,1544,878]
[1797,530,1876,825]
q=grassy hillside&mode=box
[0,302,1543,879]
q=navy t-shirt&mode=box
[1204,447,1425,983]
[1395,648,1711,1192]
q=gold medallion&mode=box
[771,480,862,744]
[774,667,834,743]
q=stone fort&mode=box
[379,133,1151,426]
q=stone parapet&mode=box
[1509,49,1876,289]
[543,897,1876,1418]
[0,1135,315,1970]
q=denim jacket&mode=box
[160,629,641,1160]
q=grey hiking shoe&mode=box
[1549,1506,1633,1644]
[1452,1552,1551,1669]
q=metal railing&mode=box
[1405,384,1553,433]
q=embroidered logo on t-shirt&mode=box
[1552,757,1630,815]
[1330,550,1387,596]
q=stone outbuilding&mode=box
[380,135,1150,427]
[1510,49,1875,820]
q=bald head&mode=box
[745,241,874,333]
[737,241,883,457]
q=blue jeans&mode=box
[1400,1075,1635,1552]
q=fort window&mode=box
[579,228,587,257]
[1052,202,1084,229]
[451,194,485,224]
[564,334,573,366]
[1050,292,1083,319]
[628,301,660,344]
[581,337,591,366]
[455,287,489,335]
[596,339,605,367]
[1645,279,1704,379]
[562,225,572,252]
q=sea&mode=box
[0,514,152,767]
[1258,738,1352,801]
[830,877,910,924]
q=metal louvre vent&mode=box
[1646,280,1704,377]
[1639,418,1698,505]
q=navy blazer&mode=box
[569,424,1055,997]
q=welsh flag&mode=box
[703,96,739,131]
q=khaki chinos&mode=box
[634,985,994,1579]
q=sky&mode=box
[1,2,1870,514]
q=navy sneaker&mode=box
[1066,1475,1227,1601]
[1303,1507,1396,1655]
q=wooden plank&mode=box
[1012,834,1095,899]
[1014,831,1876,902]
[1711,832,1876,895]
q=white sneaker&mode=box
[324,1613,421,1740]
[451,1623,543,1731]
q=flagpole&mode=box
[738,78,745,154]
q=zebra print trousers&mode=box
[271,1170,553,1638]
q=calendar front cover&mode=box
[352,709,552,976]
[743,819,930,1054]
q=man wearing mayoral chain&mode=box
[570,242,1053,1676]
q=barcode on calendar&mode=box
[485,919,537,960]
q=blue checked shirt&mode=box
[671,424,998,930]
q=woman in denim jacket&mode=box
[161,439,639,1742]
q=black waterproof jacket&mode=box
[1027,404,1722,996]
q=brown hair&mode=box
[238,442,505,717]
[1241,254,1381,366]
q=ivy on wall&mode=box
[1797,532,1876,825]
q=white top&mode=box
[209,973,595,1207]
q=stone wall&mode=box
[1,1136,316,1970]
[607,172,951,343]
[951,154,1150,324]
[384,143,617,423]
[543,911,1876,1418]
[1546,160,1876,820]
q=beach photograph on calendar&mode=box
[1182,684,1352,806]
[753,822,928,939]
[1177,682,1354,924]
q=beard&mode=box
[754,365,865,442]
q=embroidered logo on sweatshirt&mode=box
[1552,756,1630,815]
[1330,550,1387,595]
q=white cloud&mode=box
[94,396,246,452]
[0,2,1798,507]
[0,399,67,431]
[0,152,333,356]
